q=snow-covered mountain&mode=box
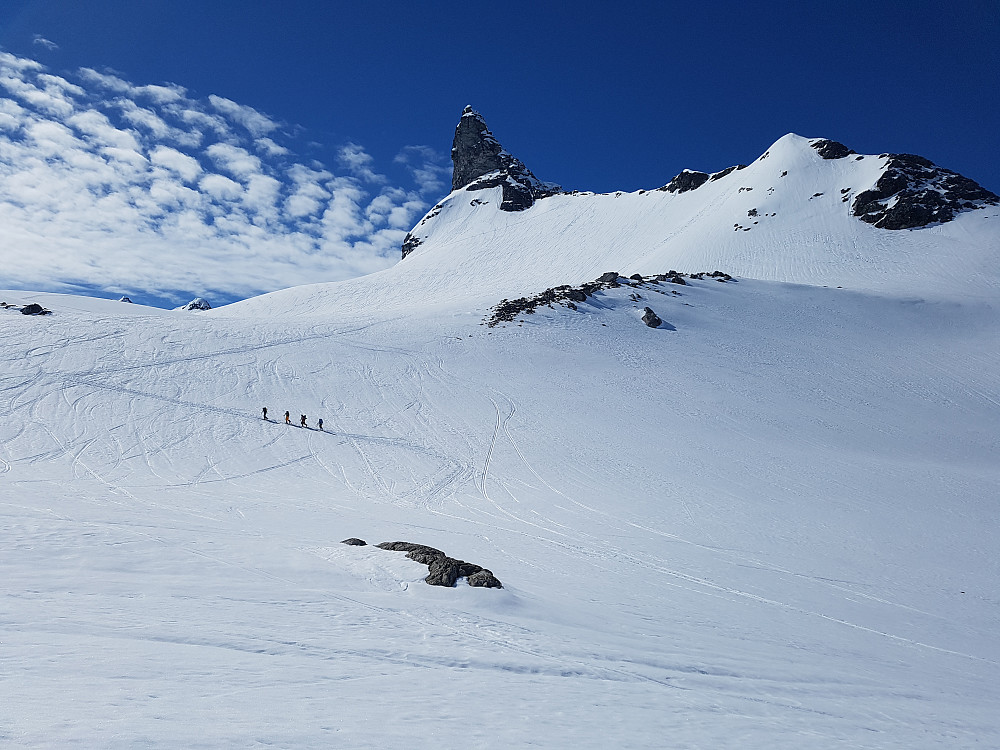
[222,107,999,322]
[2,109,999,749]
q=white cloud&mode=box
[0,49,444,305]
[206,142,261,180]
[199,173,243,201]
[255,137,289,156]
[136,83,186,105]
[149,146,202,182]
[68,109,140,150]
[32,35,60,51]
[0,71,76,118]
[0,51,43,73]
[208,95,278,137]
[339,143,384,183]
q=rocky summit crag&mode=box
[450,105,561,211]
[400,109,999,261]
[405,105,567,259]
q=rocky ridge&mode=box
[851,153,999,229]
[401,111,999,261]
[485,270,733,328]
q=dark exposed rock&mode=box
[485,270,733,327]
[376,541,502,589]
[852,153,999,229]
[425,557,462,587]
[710,165,747,181]
[810,139,857,160]
[465,171,540,212]
[20,303,44,315]
[467,569,503,588]
[641,307,662,328]
[118,296,133,303]
[450,106,560,213]
[400,233,422,260]
[341,538,367,546]
[179,297,211,311]
[659,169,710,194]
[377,541,446,565]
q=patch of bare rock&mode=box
[484,270,733,328]
[341,538,503,589]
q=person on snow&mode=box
[317,418,323,431]
[300,414,307,428]
[262,406,268,420]
[284,411,291,424]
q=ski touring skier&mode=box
[262,406,268,420]
[285,411,291,424]
[317,418,323,431]
[300,414,307,428]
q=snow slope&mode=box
[2,134,1000,749]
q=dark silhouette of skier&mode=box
[284,411,291,424]
[300,414,307,428]
[262,407,268,420]
[317,418,323,431]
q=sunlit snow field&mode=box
[4,134,1000,748]
[3,268,998,747]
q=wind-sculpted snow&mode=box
[2,275,999,747]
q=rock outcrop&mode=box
[485,270,731,328]
[852,153,999,229]
[376,541,502,589]
[179,297,212,311]
[450,106,560,212]
[810,139,857,160]
[659,169,710,194]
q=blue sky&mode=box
[0,0,997,306]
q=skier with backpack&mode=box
[317,418,323,431]
[284,411,291,425]
[300,414,307,428]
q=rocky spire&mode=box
[449,106,559,211]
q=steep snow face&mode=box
[223,132,1000,321]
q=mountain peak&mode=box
[449,106,560,212]
[450,106,523,191]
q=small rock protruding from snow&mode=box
[118,296,133,303]
[341,538,368,546]
[641,307,663,328]
[178,297,212,311]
